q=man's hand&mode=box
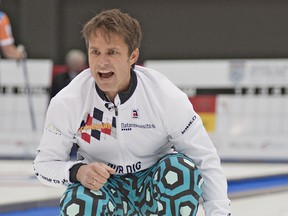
[76,162,115,190]
[17,44,27,59]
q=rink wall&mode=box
[145,59,288,162]
[0,59,52,158]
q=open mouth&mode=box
[98,71,114,79]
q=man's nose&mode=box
[97,55,109,67]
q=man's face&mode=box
[88,29,139,101]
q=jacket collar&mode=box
[95,68,137,104]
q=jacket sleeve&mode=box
[33,97,85,187]
[163,91,231,215]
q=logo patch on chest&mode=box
[78,108,116,143]
[132,108,139,119]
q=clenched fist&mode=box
[76,162,115,190]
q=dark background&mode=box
[2,0,288,64]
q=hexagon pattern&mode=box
[60,153,203,216]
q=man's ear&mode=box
[130,48,139,65]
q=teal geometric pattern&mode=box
[60,153,203,216]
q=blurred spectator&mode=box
[0,9,25,59]
[50,50,87,159]
[50,49,87,99]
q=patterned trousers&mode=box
[60,153,203,216]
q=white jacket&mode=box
[33,65,231,215]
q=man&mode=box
[0,10,24,59]
[34,9,231,215]
[50,49,87,99]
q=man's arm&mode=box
[1,44,25,59]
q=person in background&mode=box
[34,9,231,216]
[50,49,87,99]
[50,49,87,159]
[0,9,25,59]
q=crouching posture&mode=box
[61,153,203,215]
[33,9,231,216]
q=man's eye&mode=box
[91,50,100,55]
[108,50,118,55]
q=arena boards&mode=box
[145,59,288,162]
[0,59,52,158]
